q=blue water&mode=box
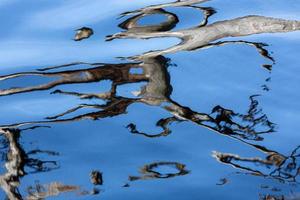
[0,0,300,199]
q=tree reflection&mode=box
[0,56,275,142]
[0,0,300,199]
[0,128,59,199]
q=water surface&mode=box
[0,0,300,199]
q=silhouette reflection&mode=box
[1,0,300,199]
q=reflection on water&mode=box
[213,145,300,183]
[27,181,85,199]
[1,0,300,199]
[0,128,59,199]
[74,27,94,41]
[128,161,189,182]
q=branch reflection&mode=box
[213,145,300,183]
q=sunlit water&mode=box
[0,0,300,199]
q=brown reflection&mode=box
[129,161,189,181]
[0,56,275,143]
[74,27,94,41]
[0,0,300,198]
[26,181,85,199]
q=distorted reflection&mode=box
[213,145,300,183]
[259,194,300,200]
[90,170,103,185]
[259,194,284,200]
[27,181,86,200]
[129,161,189,181]
[0,128,59,199]
[74,27,94,41]
[108,0,299,63]
[216,178,228,186]
[0,57,275,142]
[1,0,300,199]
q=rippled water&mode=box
[0,0,300,199]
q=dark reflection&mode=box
[90,170,103,186]
[129,161,189,181]
[1,0,300,199]
[216,178,228,186]
[126,117,178,138]
[0,56,275,143]
[213,145,300,183]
